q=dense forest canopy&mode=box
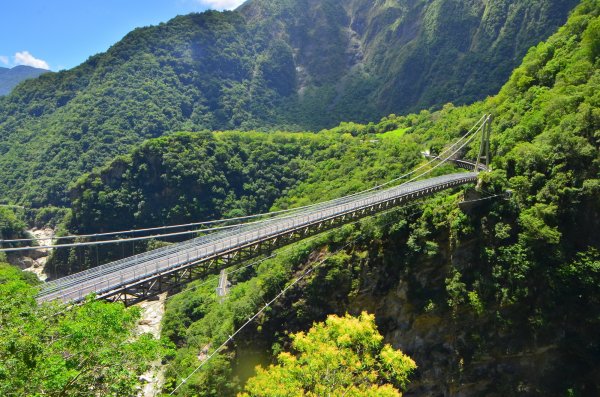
[142,1,600,394]
[0,263,165,396]
[0,0,578,207]
[0,0,599,396]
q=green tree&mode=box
[0,207,26,239]
[0,263,164,397]
[0,207,26,261]
[239,312,416,397]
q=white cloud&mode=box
[0,55,8,66]
[14,51,50,70]
[197,0,245,10]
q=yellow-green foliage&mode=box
[239,312,416,397]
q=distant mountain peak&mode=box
[11,64,48,71]
[0,65,50,96]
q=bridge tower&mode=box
[475,114,492,170]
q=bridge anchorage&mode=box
[31,115,492,307]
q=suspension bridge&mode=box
[3,115,493,306]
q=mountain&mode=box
[238,0,579,121]
[0,65,49,96]
[0,0,579,207]
[51,0,599,395]
[1,0,598,395]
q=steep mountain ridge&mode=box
[239,0,579,117]
[1,1,598,395]
[0,0,578,207]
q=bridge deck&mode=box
[37,172,477,304]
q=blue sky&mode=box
[0,0,246,71]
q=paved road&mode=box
[37,172,477,304]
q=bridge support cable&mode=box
[36,150,482,302]
[0,223,245,252]
[1,115,488,247]
[35,131,488,299]
[39,192,504,350]
[167,192,505,394]
[33,116,492,306]
[36,173,479,306]
[425,114,492,172]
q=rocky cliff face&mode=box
[366,236,562,396]
[240,0,580,121]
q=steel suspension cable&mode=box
[38,191,504,354]
[167,187,501,394]
[1,115,487,246]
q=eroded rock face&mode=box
[8,228,54,282]
[136,293,167,397]
[350,238,562,397]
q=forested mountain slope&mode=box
[0,0,578,207]
[43,1,600,395]
[48,126,429,276]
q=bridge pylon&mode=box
[475,114,492,171]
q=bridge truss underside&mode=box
[92,175,476,306]
[32,114,493,307]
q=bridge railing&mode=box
[39,173,479,303]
